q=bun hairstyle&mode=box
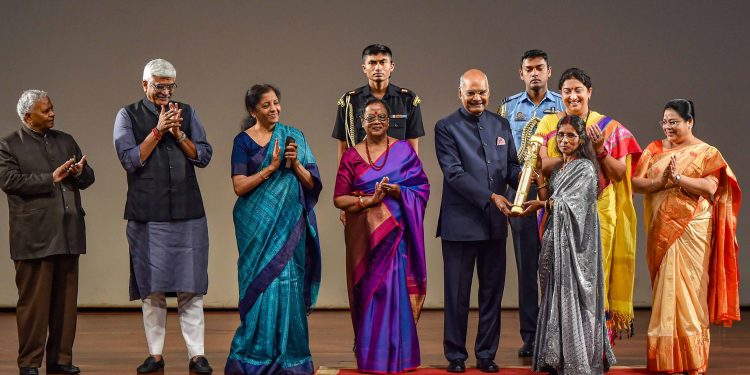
[558,67,592,90]
[244,83,281,129]
[664,99,695,125]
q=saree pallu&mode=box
[532,159,615,375]
[226,124,322,375]
[637,141,741,373]
[537,111,641,335]
[334,140,429,373]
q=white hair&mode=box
[142,59,176,82]
[16,89,48,122]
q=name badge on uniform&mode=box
[497,136,506,146]
[391,114,407,119]
[543,107,559,114]
[514,112,526,121]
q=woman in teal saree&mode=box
[225,84,322,375]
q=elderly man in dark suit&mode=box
[435,69,520,373]
[0,90,94,375]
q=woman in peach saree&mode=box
[632,99,741,375]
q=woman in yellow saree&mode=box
[632,99,741,374]
[535,68,641,338]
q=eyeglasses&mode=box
[556,132,579,140]
[659,119,682,128]
[363,114,388,124]
[149,82,177,91]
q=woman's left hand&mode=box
[586,125,605,153]
[284,141,298,166]
[520,200,545,216]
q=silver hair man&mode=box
[142,59,176,82]
[16,89,48,123]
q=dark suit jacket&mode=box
[435,108,520,241]
[0,126,94,260]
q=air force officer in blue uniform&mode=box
[498,49,565,358]
[435,69,521,373]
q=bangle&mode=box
[596,148,608,159]
[259,169,269,180]
[357,196,366,209]
[177,132,187,144]
[537,182,548,190]
[151,128,162,141]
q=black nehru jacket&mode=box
[122,100,205,222]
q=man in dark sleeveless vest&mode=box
[113,59,213,374]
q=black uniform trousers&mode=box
[442,239,506,362]
[507,185,540,345]
[14,254,79,368]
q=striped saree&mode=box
[226,124,322,375]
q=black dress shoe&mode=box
[189,356,213,374]
[476,359,499,373]
[47,364,81,374]
[517,342,534,357]
[19,368,38,375]
[446,359,465,373]
[137,356,164,373]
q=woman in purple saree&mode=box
[334,98,429,373]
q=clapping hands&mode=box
[156,103,182,135]
[52,155,87,183]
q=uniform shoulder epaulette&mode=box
[337,89,360,107]
[497,96,514,116]
[505,92,524,103]
[549,90,562,97]
[400,88,421,106]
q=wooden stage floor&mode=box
[0,309,747,374]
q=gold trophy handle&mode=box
[511,135,543,214]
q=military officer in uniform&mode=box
[332,44,424,164]
[498,49,564,358]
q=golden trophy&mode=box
[511,135,543,214]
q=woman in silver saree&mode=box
[521,115,616,374]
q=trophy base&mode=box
[510,205,524,214]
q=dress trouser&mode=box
[14,254,79,368]
[142,292,205,359]
[442,239,506,362]
[507,185,540,345]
